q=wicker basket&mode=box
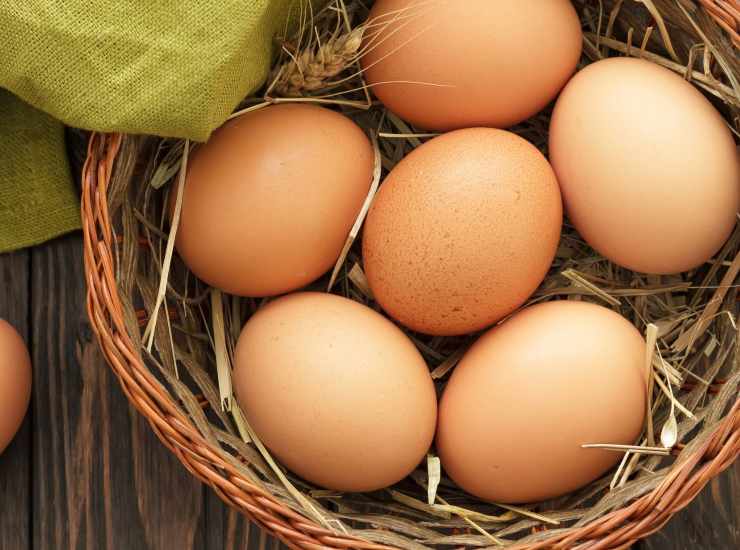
[82,1,740,548]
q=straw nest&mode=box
[92,0,739,547]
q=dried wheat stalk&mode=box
[270,26,364,97]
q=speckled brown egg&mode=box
[362,128,562,336]
[0,319,31,454]
[549,57,740,274]
[361,0,582,130]
[232,292,437,492]
[437,301,647,503]
[174,103,373,296]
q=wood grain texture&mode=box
[637,462,739,550]
[202,489,287,550]
[29,235,206,550]
[0,250,31,550]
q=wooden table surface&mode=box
[0,134,737,549]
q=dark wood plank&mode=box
[638,462,739,549]
[30,234,205,550]
[0,250,31,550]
[130,409,204,550]
[202,489,288,550]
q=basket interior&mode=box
[98,1,740,547]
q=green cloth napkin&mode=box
[0,0,306,252]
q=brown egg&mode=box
[0,319,32,454]
[549,57,740,274]
[362,128,562,336]
[233,292,437,492]
[174,104,373,296]
[361,0,582,130]
[437,301,647,503]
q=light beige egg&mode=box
[549,57,740,274]
[233,292,437,492]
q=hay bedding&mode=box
[86,1,739,547]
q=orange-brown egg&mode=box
[362,128,562,336]
[437,301,647,503]
[361,0,582,130]
[233,292,437,492]
[175,104,373,296]
[0,319,31,454]
[549,57,740,274]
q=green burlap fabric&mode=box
[0,91,79,252]
[0,0,305,252]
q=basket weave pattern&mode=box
[81,0,740,547]
[699,0,740,46]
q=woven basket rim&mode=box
[80,0,740,547]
